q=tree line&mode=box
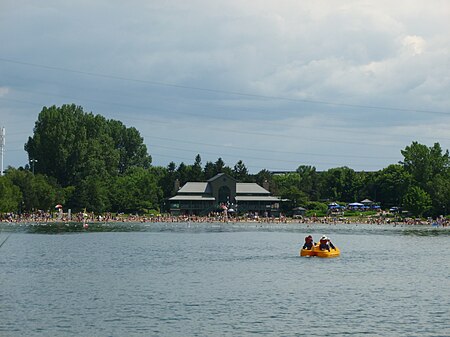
[1,104,449,218]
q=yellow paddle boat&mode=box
[300,247,315,257]
[300,244,340,258]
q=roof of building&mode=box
[235,196,281,202]
[176,181,270,195]
[169,195,216,201]
[236,183,270,195]
[207,173,236,183]
[177,182,211,194]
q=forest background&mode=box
[1,104,449,218]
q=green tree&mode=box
[296,165,320,200]
[233,160,249,182]
[320,167,358,202]
[374,164,412,208]
[25,104,151,187]
[428,173,450,216]
[177,162,189,185]
[402,186,432,217]
[214,157,225,173]
[5,168,62,212]
[0,176,22,212]
[272,173,308,212]
[203,161,216,180]
[255,169,273,192]
[108,120,152,174]
[110,167,162,213]
[400,142,450,216]
[189,154,203,181]
[70,175,111,213]
[400,142,450,189]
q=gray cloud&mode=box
[1,0,449,171]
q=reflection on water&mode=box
[0,223,449,336]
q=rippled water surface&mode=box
[0,222,449,336]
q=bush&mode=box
[305,201,328,213]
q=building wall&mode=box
[208,175,236,203]
[169,174,281,216]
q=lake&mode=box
[0,222,449,336]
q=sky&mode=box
[1,0,449,173]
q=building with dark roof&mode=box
[169,173,281,216]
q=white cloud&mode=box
[402,35,426,55]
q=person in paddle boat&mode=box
[319,236,336,252]
[327,237,336,251]
[302,235,315,250]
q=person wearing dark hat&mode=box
[302,235,314,250]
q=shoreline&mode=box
[1,213,448,227]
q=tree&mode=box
[214,157,225,174]
[255,169,273,192]
[203,161,216,180]
[177,162,189,185]
[233,160,249,182]
[374,164,412,208]
[400,142,450,189]
[189,154,203,181]
[428,173,450,217]
[5,168,63,212]
[109,167,162,213]
[402,186,432,217]
[69,175,111,213]
[296,165,320,200]
[108,120,152,173]
[167,162,176,173]
[281,185,308,213]
[320,167,358,202]
[0,176,22,212]
[25,104,151,187]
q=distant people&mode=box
[303,235,314,250]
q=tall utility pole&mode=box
[0,127,4,176]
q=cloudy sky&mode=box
[1,0,449,173]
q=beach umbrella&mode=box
[348,202,364,207]
[55,204,63,209]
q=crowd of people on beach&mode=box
[0,210,448,226]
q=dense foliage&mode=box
[1,105,449,218]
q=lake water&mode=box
[0,222,449,336]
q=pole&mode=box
[0,127,4,176]
[30,159,37,174]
